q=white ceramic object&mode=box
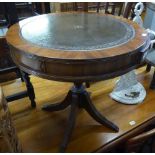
[110,71,146,104]
[110,2,147,105]
[133,2,144,27]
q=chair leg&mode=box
[85,82,90,88]
[96,2,100,13]
[15,68,24,82]
[150,69,155,89]
[146,64,151,72]
[21,71,36,108]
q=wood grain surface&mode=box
[6,13,148,60]
[1,67,155,152]
[6,13,150,82]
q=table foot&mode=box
[42,83,119,152]
[42,90,72,111]
[81,91,119,132]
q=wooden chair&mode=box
[76,2,135,18]
[0,86,22,152]
[59,3,89,12]
[97,2,124,15]
[125,126,155,152]
[32,2,50,14]
[0,3,36,108]
[0,2,50,26]
[0,3,18,28]
[123,2,136,19]
[59,2,136,19]
[0,35,36,108]
[73,2,126,15]
[15,2,35,20]
[145,44,155,89]
[0,3,8,27]
[60,2,126,14]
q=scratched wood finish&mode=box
[6,12,149,82]
[1,67,155,153]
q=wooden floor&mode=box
[1,66,155,152]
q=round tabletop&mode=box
[6,13,149,82]
[21,13,134,51]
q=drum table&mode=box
[6,13,149,152]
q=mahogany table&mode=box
[6,12,149,152]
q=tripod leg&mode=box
[42,90,72,111]
[59,93,79,152]
[82,91,119,132]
